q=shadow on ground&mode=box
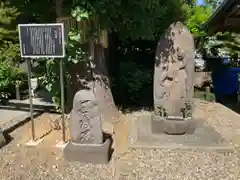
[1,112,44,147]
[2,132,13,146]
[218,102,240,114]
[103,132,114,162]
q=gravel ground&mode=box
[117,149,239,180]
[0,99,240,180]
[0,113,116,180]
[117,99,240,180]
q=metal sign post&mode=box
[27,59,35,141]
[18,23,66,146]
[60,58,66,143]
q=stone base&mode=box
[129,115,234,152]
[55,141,67,149]
[63,139,111,164]
[0,131,6,148]
[25,139,43,147]
[151,114,196,135]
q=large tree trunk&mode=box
[92,42,120,122]
[55,0,118,120]
[64,41,119,121]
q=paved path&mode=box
[0,98,54,131]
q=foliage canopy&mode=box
[71,0,189,40]
[0,1,24,101]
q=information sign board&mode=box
[18,23,65,58]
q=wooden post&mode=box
[204,86,210,101]
[15,83,20,100]
[55,0,63,17]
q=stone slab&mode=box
[153,22,195,118]
[9,98,54,108]
[0,96,54,132]
[63,139,111,164]
[70,89,103,144]
[0,110,40,132]
[129,115,234,152]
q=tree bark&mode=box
[92,43,120,122]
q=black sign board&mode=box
[18,23,65,58]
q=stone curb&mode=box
[0,111,41,132]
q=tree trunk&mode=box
[64,41,119,121]
[92,42,120,122]
[55,1,118,120]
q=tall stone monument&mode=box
[128,22,231,151]
[63,87,111,164]
[151,21,195,135]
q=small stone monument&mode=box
[63,88,111,164]
[151,21,196,135]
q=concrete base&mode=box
[129,115,234,152]
[63,139,111,164]
[0,130,6,148]
[55,141,67,149]
[151,114,196,135]
[25,139,43,146]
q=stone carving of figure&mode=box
[154,22,195,119]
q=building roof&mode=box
[204,0,240,33]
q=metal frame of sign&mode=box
[18,23,65,58]
[18,23,66,145]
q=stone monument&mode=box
[63,88,111,164]
[128,22,232,151]
[151,21,196,135]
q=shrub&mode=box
[112,61,153,107]
[36,30,88,111]
[0,2,23,102]
[0,60,24,101]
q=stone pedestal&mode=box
[64,139,111,164]
[128,115,234,152]
[151,114,196,135]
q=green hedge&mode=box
[0,61,24,101]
